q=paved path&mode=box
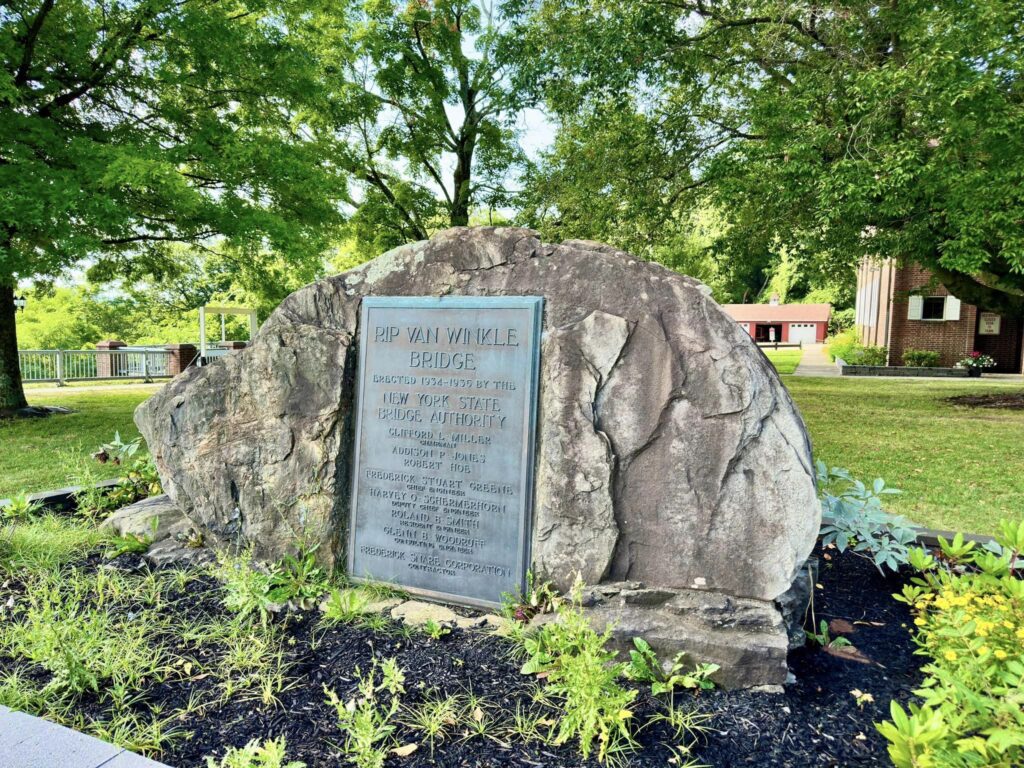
[793,343,840,377]
[0,706,169,768]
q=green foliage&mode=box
[517,0,1024,317]
[74,456,162,522]
[325,660,405,768]
[402,693,461,756]
[881,520,1024,766]
[625,639,719,698]
[804,620,853,650]
[903,349,942,368]
[0,0,346,407]
[0,569,172,698]
[519,583,638,763]
[94,432,142,466]
[0,491,40,522]
[0,514,113,572]
[206,737,305,768]
[285,0,531,254]
[213,551,276,623]
[321,588,371,624]
[266,549,329,609]
[818,462,916,574]
[422,619,452,641]
[216,548,330,620]
[501,570,560,623]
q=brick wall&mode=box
[889,264,976,367]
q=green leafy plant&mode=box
[502,570,561,623]
[422,619,452,640]
[213,551,275,623]
[206,737,306,768]
[402,693,461,756]
[93,431,142,466]
[882,519,1024,766]
[902,349,941,367]
[519,580,638,764]
[266,549,329,609]
[325,660,405,768]
[625,638,718,698]
[804,620,853,650]
[321,588,370,624]
[817,462,916,574]
[1,492,41,522]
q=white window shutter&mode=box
[944,296,961,321]
[908,295,923,320]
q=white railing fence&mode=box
[19,347,173,385]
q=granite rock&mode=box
[135,227,820,686]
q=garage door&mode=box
[788,323,817,344]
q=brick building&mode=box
[855,258,1024,373]
[722,301,831,344]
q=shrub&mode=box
[825,330,888,365]
[828,307,855,336]
[856,345,888,366]
[817,462,916,574]
[825,329,859,362]
[881,520,1024,767]
[902,349,941,367]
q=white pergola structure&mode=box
[199,304,259,361]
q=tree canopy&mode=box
[514,0,1024,313]
[291,0,531,258]
[0,0,345,408]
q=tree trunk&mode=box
[0,283,27,412]
[450,137,475,227]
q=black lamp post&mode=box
[13,295,26,313]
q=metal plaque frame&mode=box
[347,295,544,609]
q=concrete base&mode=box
[840,364,967,377]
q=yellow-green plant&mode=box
[519,580,638,764]
[205,737,305,768]
[880,520,1024,767]
[325,659,404,768]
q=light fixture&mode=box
[13,295,26,313]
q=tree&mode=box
[0,0,344,411]
[291,0,531,257]
[515,0,1024,314]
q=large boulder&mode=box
[136,227,820,687]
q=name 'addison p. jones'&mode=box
[348,296,543,608]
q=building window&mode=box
[921,296,946,320]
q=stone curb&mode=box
[0,478,122,512]
[820,514,997,549]
[0,705,170,768]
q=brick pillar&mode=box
[218,340,247,350]
[95,340,126,378]
[164,343,198,376]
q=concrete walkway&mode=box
[793,344,840,377]
[0,706,169,768]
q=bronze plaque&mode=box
[348,296,543,608]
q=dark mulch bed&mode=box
[946,391,1024,410]
[3,546,922,767]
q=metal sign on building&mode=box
[348,296,544,608]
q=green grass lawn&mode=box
[2,377,1023,536]
[763,348,804,374]
[786,376,1024,535]
[0,386,158,498]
